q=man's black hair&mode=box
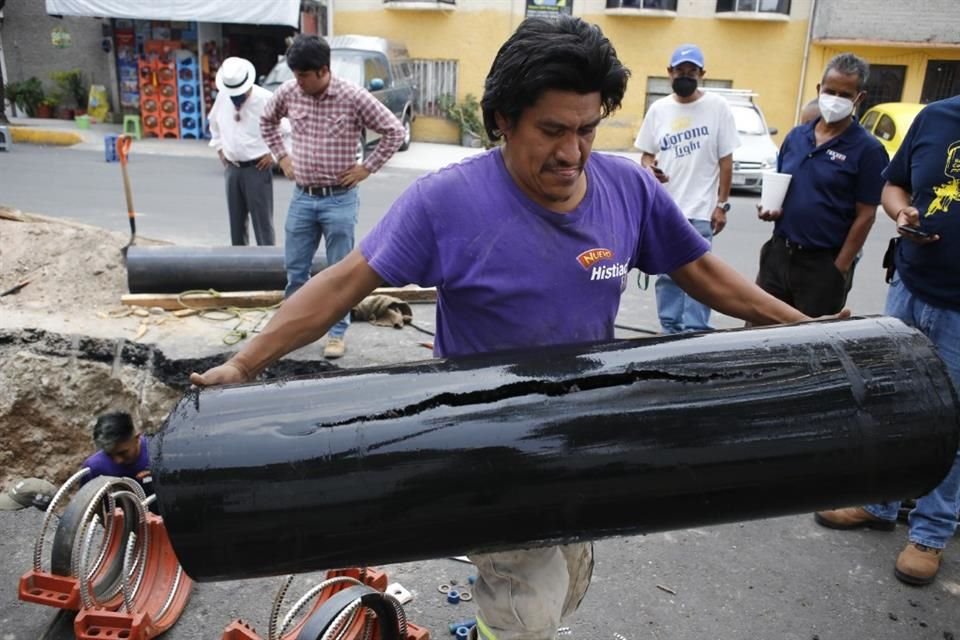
[481,16,630,142]
[286,34,331,72]
[93,412,135,452]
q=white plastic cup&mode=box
[760,172,792,211]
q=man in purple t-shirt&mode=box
[194,16,819,640]
[81,412,153,500]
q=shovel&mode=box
[116,134,136,258]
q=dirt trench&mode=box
[0,328,334,488]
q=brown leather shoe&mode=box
[814,507,896,531]
[895,543,943,586]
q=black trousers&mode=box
[225,163,275,246]
[755,235,854,317]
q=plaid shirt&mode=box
[260,75,404,187]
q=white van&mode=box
[705,88,779,192]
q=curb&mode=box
[8,127,83,146]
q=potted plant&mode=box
[50,69,87,116]
[5,77,45,117]
[439,93,488,148]
[37,95,59,119]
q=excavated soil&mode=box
[0,213,334,487]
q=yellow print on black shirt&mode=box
[928,140,960,216]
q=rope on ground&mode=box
[176,289,280,346]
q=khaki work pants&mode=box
[470,542,593,640]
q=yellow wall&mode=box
[582,13,810,148]
[804,44,960,107]
[336,8,515,144]
[335,7,811,149]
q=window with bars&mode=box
[410,59,458,117]
[715,0,790,15]
[921,60,960,103]
[606,0,678,9]
[858,64,906,117]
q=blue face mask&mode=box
[230,93,248,108]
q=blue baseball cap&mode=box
[670,44,705,69]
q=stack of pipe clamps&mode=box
[19,471,192,639]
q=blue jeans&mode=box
[865,274,960,549]
[656,218,713,334]
[284,186,359,338]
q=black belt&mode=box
[772,234,838,253]
[299,184,353,197]
[230,159,260,168]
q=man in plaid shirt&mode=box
[261,34,404,359]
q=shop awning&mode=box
[44,0,301,27]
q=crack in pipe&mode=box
[319,367,737,428]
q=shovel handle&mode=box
[116,134,133,165]
[116,135,136,226]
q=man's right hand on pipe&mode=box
[190,361,251,387]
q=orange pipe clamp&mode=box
[19,474,192,640]
[221,567,430,640]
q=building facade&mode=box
[805,0,960,114]
[1,1,115,117]
[4,0,958,150]
[338,0,815,148]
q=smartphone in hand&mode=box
[898,224,934,239]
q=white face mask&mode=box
[818,93,855,124]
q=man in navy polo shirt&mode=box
[815,94,960,586]
[754,53,888,316]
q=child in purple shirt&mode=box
[81,412,153,501]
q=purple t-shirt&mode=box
[360,149,708,358]
[81,434,150,483]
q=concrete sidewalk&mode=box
[5,116,644,172]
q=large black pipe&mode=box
[126,246,328,293]
[152,317,959,582]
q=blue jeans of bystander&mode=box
[655,218,713,334]
[866,274,960,549]
[284,186,359,338]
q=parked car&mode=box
[705,88,779,192]
[261,34,416,157]
[859,102,924,158]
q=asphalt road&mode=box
[2,142,956,640]
[0,142,894,329]
[0,143,412,246]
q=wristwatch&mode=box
[716,201,731,213]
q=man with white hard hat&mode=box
[208,57,276,246]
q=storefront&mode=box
[44,0,327,138]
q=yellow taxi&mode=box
[859,102,924,157]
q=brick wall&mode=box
[813,0,960,45]
[1,0,113,111]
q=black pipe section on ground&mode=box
[125,246,328,293]
[152,317,959,582]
